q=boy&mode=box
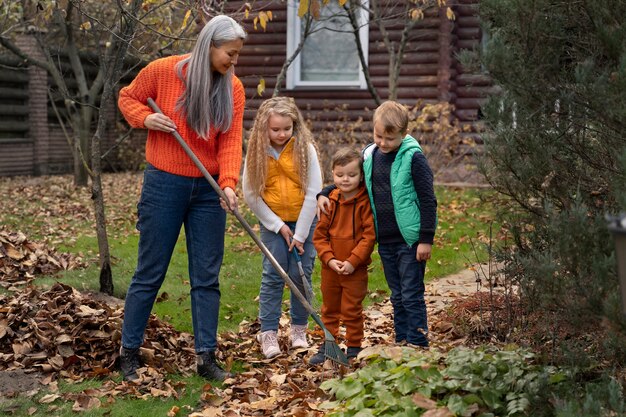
[310,148,376,364]
[317,101,437,348]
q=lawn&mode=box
[0,173,499,334]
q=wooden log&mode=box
[0,68,28,83]
[456,73,493,86]
[456,27,481,39]
[455,97,486,109]
[455,16,480,27]
[0,121,30,133]
[0,104,29,116]
[0,87,28,100]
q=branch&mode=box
[62,2,90,101]
[389,4,417,100]
[272,5,315,97]
[346,1,380,105]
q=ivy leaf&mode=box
[481,388,502,410]
[549,372,567,384]
[334,378,364,400]
[446,393,467,415]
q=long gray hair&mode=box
[176,15,246,138]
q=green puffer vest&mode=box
[363,135,423,246]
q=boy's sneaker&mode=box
[197,351,233,382]
[119,346,141,381]
[308,346,326,365]
[346,346,362,360]
[257,330,281,359]
[290,324,309,349]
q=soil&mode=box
[0,370,42,399]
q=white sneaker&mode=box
[256,330,281,359]
[290,324,309,349]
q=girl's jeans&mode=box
[378,242,429,347]
[259,221,316,332]
[122,164,226,353]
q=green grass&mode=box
[28,184,499,334]
[0,375,209,416]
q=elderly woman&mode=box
[117,15,246,382]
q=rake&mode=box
[291,241,317,307]
[146,98,348,367]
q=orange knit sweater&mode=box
[118,55,245,189]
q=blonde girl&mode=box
[243,96,322,359]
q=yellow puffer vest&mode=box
[262,138,304,222]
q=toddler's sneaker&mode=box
[257,330,281,359]
[290,324,309,349]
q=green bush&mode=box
[320,346,566,416]
[476,0,626,365]
[321,346,626,417]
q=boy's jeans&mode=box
[378,243,429,347]
[122,165,226,353]
[259,222,316,332]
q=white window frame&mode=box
[286,0,370,89]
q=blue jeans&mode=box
[259,222,316,332]
[122,165,226,353]
[378,243,428,346]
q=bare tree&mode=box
[1,0,199,293]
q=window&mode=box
[286,0,369,89]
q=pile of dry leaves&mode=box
[0,275,480,416]
[0,230,85,288]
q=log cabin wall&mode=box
[0,0,490,179]
[225,0,490,181]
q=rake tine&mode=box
[147,98,348,367]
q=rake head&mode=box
[322,329,349,366]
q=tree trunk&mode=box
[91,122,113,294]
[90,0,143,294]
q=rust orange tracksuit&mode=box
[313,185,376,347]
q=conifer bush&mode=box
[475,0,626,365]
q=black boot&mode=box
[308,345,326,365]
[119,346,141,381]
[197,351,233,382]
[346,346,362,360]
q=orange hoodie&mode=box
[313,184,376,270]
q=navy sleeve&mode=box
[317,184,337,200]
[411,152,437,244]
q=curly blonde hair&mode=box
[245,96,317,197]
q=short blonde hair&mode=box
[372,101,409,135]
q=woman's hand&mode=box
[220,187,238,213]
[144,113,177,132]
